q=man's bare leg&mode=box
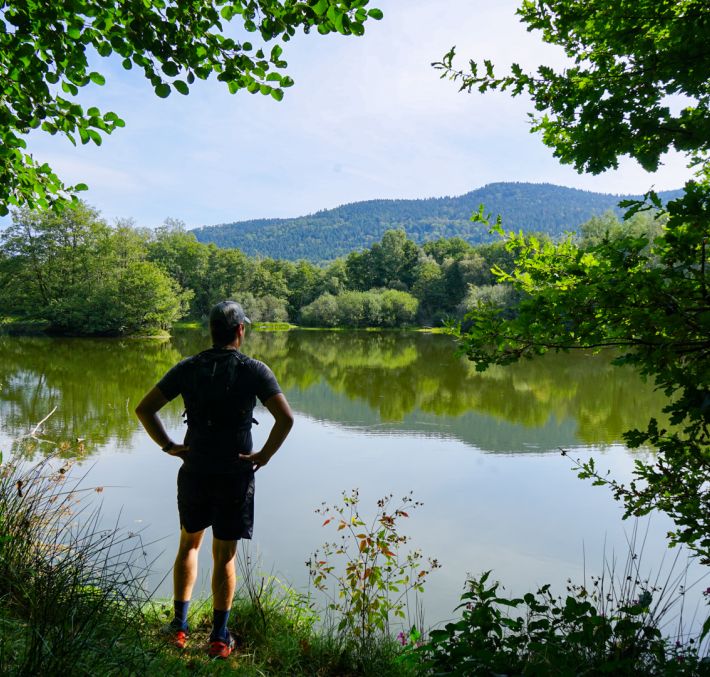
[174,527,205,601]
[212,537,238,610]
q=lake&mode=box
[0,329,705,636]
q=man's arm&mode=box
[135,386,189,459]
[239,393,294,471]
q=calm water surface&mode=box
[0,329,705,633]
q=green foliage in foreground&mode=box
[309,490,440,645]
[0,450,414,676]
[413,571,710,676]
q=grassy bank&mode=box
[140,597,414,676]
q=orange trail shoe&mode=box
[172,629,188,650]
[161,622,188,650]
[208,632,235,659]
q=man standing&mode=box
[135,300,294,658]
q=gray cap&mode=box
[209,300,251,328]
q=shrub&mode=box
[414,563,709,676]
[307,489,440,651]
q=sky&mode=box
[21,0,692,229]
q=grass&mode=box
[141,596,414,676]
[251,321,298,331]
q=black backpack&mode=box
[183,350,256,434]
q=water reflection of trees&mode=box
[242,331,669,445]
[0,330,669,459]
[0,336,183,455]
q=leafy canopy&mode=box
[435,0,710,174]
[0,0,382,214]
[441,1,710,566]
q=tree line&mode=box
[0,201,663,335]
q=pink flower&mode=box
[397,631,407,646]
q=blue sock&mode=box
[211,608,231,642]
[173,599,190,631]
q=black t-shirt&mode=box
[157,348,282,474]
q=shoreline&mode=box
[1,317,453,338]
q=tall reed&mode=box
[0,446,154,676]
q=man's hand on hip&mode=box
[166,444,190,461]
[239,449,272,472]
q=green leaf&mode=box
[122,58,132,70]
[313,0,329,16]
[74,183,89,191]
[61,81,79,96]
[89,72,106,86]
[162,61,179,77]
[367,8,384,20]
[271,88,284,101]
[154,83,171,98]
[173,80,189,95]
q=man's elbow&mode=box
[279,410,295,432]
[135,400,156,421]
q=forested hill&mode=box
[192,182,682,261]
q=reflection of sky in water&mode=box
[0,332,705,637]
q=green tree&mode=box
[412,256,447,323]
[437,1,709,175]
[578,210,666,249]
[0,0,382,214]
[442,1,710,564]
[422,236,474,263]
[345,229,419,291]
[0,203,189,333]
[194,245,254,316]
[301,292,340,327]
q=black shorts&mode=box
[177,466,255,541]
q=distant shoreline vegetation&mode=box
[0,202,665,337]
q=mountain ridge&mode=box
[192,182,683,261]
